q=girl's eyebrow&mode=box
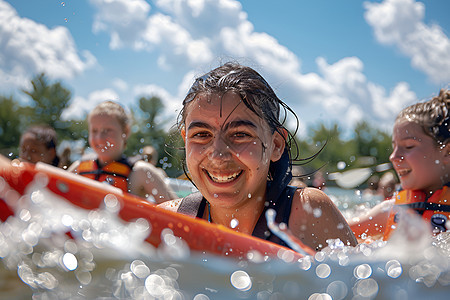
[187,120,257,131]
[223,120,257,131]
[187,121,213,131]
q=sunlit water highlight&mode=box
[1,181,449,299]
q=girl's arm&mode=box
[128,160,177,204]
[289,187,357,251]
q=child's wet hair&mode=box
[88,101,130,132]
[178,63,300,150]
[396,88,449,145]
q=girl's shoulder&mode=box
[293,186,332,205]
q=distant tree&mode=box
[309,123,357,171]
[21,73,73,140]
[126,95,184,176]
[353,121,392,164]
[0,95,22,156]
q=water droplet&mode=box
[386,260,402,278]
[63,253,78,271]
[61,2,65,6]
[131,260,150,278]
[354,264,372,279]
[230,218,239,228]
[354,278,378,298]
[316,263,331,279]
[230,270,252,291]
[326,280,348,300]
[313,208,322,218]
[308,293,332,300]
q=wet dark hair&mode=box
[396,88,449,145]
[20,124,60,166]
[177,62,305,197]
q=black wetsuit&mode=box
[177,183,298,247]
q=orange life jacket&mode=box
[77,157,132,193]
[383,184,450,240]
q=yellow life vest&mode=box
[383,185,450,240]
[77,157,132,193]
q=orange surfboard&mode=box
[0,155,310,260]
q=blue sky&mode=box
[1,0,449,137]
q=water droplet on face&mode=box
[248,193,252,198]
[435,160,440,164]
[213,194,218,198]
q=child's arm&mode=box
[347,199,393,243]
[289,187,357,251]
[128,160,177,204]
[67,160,80,173]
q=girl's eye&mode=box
[229,131,253,141]
[233,132,251,138]
[191,131,211,139]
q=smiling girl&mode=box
[69,101,176,204]
[158,63,357,251]
[350,89,450,241]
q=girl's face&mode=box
[88,114,128,165]
[182,92,285,210]
[389,120,449,194]
[19,133,55,164]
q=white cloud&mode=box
[133,84,181,113]
[112,78,129,92]
[61,88,120,120]
[90,0,151,49]
[88,0,423,134]
[364,0,450,83]
[0,0,95,92]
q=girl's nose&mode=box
[207,136,232,160]
[389,147,403,163]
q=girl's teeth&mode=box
[209,171,241,183]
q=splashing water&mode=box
[0,180,450,299]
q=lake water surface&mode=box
[1,179,449,299]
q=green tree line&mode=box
[0,74,392,182]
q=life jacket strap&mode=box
[396,202,450,213]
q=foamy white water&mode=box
[1,179,449,299]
